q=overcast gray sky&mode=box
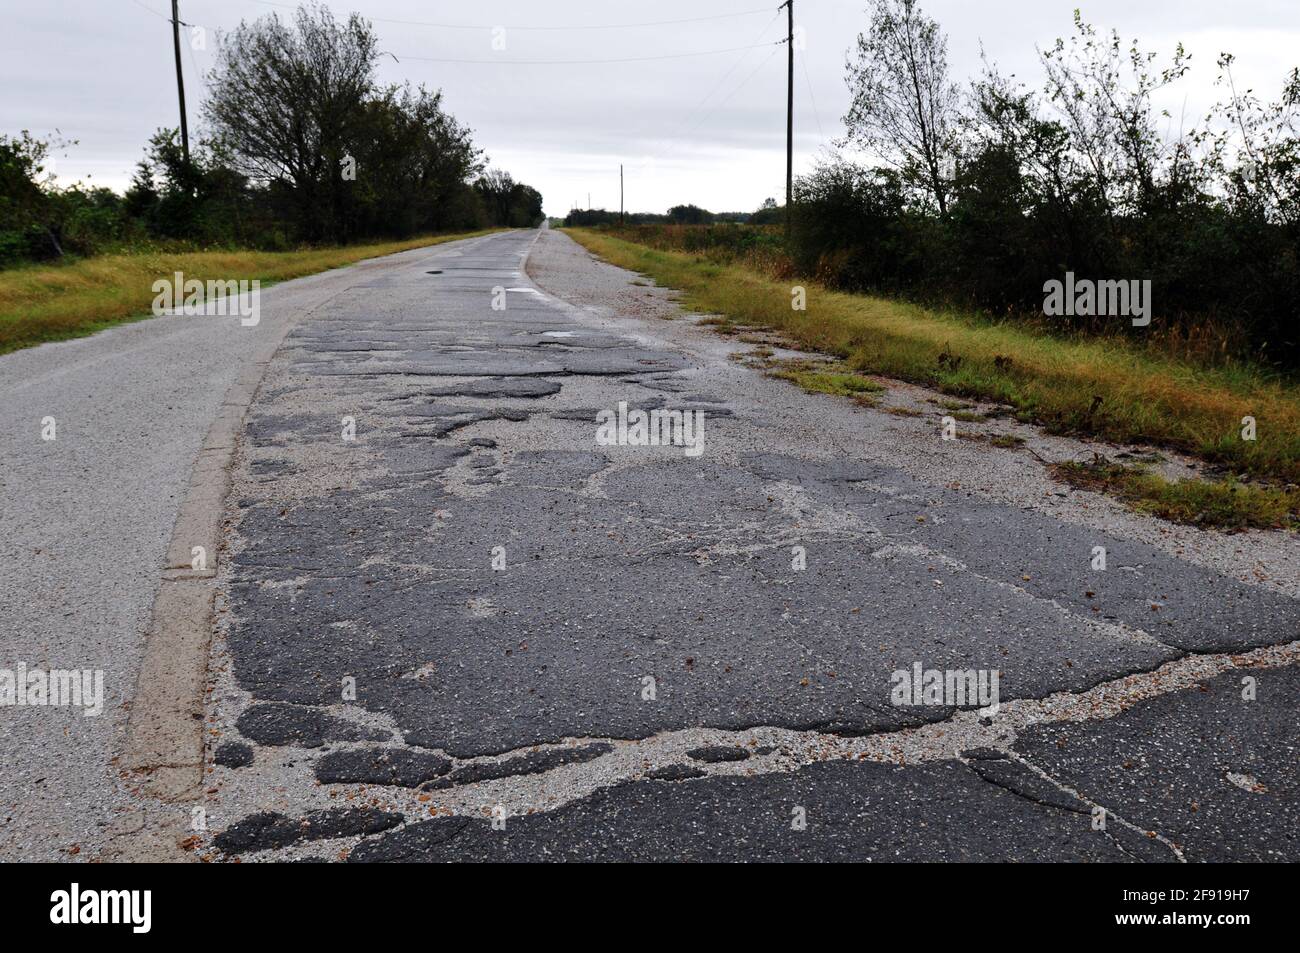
[4,0,1296,216]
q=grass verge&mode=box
[565,228,1300,487]
[0,229,501,355]
[1052,460,1299,531]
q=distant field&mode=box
[566,227,1300,510]
[0,230,501,355]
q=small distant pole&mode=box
[620,164,624,225]
[171,0,190,163]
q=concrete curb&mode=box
[116,353,281,861]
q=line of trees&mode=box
[0,2,542,266]
[563,201,781,227]
[791,1,1299,366]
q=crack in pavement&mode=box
[200,638,1296,860]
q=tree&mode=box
[506,183,543,227]
[1213,57,1300,226]
[750,197,783,225]
[200,3,532,241]
[843,0,960,214]
[474,169,518,226]
[353,85,483,234]
[0,131,62,258]
[203,2,378,239]
[667,204,713,224]
[1037,11,1192,219]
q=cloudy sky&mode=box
[4,0,1297,216]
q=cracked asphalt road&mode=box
[1,239,473,861]
[199,226,1298,862]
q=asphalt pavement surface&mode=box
[197,227,1298,862]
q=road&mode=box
[3,227,1297,862]
[202,227,1298,862]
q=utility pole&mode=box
[620,164,624,225]
[782,0,793,238]
[170,0,190,164]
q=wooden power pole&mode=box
[620,164,624,225]
[782,0,794,237]
[170,0,190,163]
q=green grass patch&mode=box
[1053,460,1299,530]
[0,229,502,354]
[566,227,1300,483]
[770,364,886,401]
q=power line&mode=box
[634,9,785,170]
[135,2,785,69]
[394,40,786,67]
[130,0,170,20]
[147,3,788,68]
[185,20,211,97]
[243,0,776,32]
[801,45,824,139]
[640,42,784,172]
